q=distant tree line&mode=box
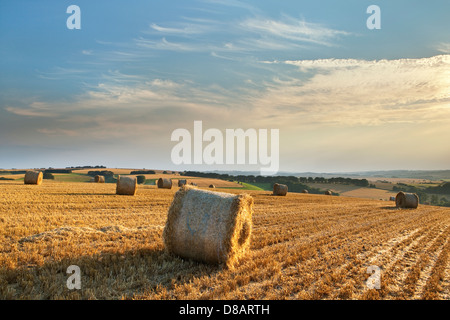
[44,169,72,174]
[87,170,114,177]
[425,182,450,195]
[181,171,371,195]
[182,171,367,185]
[66,165,106,169]
[130,170,156,175]
[0,170,27,175]
[87,170,116,183]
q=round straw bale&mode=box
[163,185,253,268]
[158,178,172,189]
[302,189,309,194]
[273,183,288,196]
[94,175,105,183]
[209,184,216,188]
[395,192,418,209]
[325,190,332,195]
[24,170,43,185]
[178,179,187,187]
[116,175,137,195]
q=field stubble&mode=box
[0,181,449,300]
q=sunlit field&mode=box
[1,180,449,300]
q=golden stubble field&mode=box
[0,180,449,300]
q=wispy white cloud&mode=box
[36,67,92,80]
[134,36,201,52]
[100,70,146,84]
[436,42,450,54]
[251,55,450,126]
[134,12,350,54]
[37,128,79,137]
[240,15,351,47]
[4,106,56,118]
[149,23,211,35]
[5,101,58,118]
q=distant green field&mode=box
[144,179,158,185]
[240,182,266,191]
[53,173,92,183]
[244,182,271,191]
[218,181,266,191]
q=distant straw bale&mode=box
[94,175,105,183]
[178,179,187,187]
[395,192,419,209]
[116,175,137,195]
[24,171,43,185]
[325,190,332,195]
[163,185,253,268]
[158,178,172,189]
[273,183,288,196]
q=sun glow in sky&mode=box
[1,0,449,173]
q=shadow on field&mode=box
[2,247,222,299]
[65,193,118,196]
[380,206,400,210]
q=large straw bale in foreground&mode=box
[396,192,419,209]
[163,185,253,268]
[94,175,105,183]
[273,183,288,196]
[24,171,43,185]
[116,175,137,195]
[158,178,172,189]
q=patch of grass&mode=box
[53,173,92,183]
[246,182,272,191]
[239,182,265,191]
[144,179,158,185]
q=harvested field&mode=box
[341,187,397,201]
[0,180,449,300]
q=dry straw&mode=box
[395,192,419,209]
[24,170,43,185]
[116,175,137,195]
[163,185,253,268]
[178,179,187,187]
[158,178,172,189]
[94,175,105,183]
[273,183,288,196]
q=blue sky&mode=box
[1,0,449,173]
